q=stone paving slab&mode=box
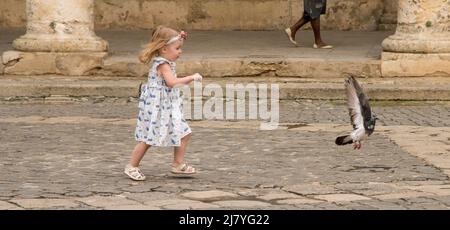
[402,185,450,196]
[75,195,141,208]
[276,198,323,205]
[313,194,372,202]
[211,200,272,209]
[257,192,302,201]
[372,191,435,200]
[161,201,220,210]
[282,184,342,196]
[180,190,239,201]
[9,198,79,209]
[351,200,408,210]
[0,201,22,210]
[333,182,408,196]
[103,205,161,210]
[140,198,219,210]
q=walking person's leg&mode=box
[129,142,150,167]
[125,142,150,181]
[285,0,312,46]
[311,17,332,48]
[172,133,196,174]
[285,15,310,45]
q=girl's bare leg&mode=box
[129,142,150,167]
[173,133,192,165]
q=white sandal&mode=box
[284,28,298,46]
[171,162,196,175]
[124,164,146,181]
[313,43,333,49]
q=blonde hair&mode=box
[139,25,180,64]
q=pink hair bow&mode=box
[166,31,188,45]
[179,31,188,40]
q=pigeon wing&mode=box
[349,76,374,133]
[345,77,366,142]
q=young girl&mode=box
[124,25,203,181]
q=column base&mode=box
[13,35,108,52]
[382,52,450,77]
[2,51,107,76]
[382,35,450,53]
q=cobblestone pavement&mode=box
[0,99,450,210]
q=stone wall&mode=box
[0,0,26,28]
[0,0,387,31]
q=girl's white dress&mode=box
[135,57,191,146]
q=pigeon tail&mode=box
[335,135,353,145]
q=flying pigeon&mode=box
[335,76,377,149]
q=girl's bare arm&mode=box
[158,63,199,88]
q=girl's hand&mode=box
[192,73,203,82]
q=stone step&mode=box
[0,51,381,78]
[1,75,449,101]
[97,55,381,79]
[2,53,381,78]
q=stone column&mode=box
[14,0,107,52]
[378,0,398,30]
[381,0,450,77]
[3,0,108,75]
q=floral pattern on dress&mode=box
[135,56,191,146]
